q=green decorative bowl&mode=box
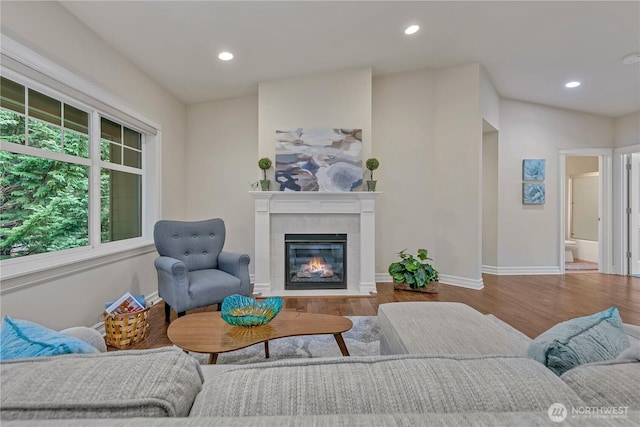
[221,294,283,327]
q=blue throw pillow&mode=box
[527,307,630,375]
[0,316,99,361]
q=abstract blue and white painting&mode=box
[275,129,362,192]
[523,183,545,205]
[522,159,545,181]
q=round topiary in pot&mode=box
[258,157,272,191]
[365,157,379,191]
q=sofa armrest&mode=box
[218,251,251,295]
[60,327,107,353]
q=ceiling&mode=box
[60,1,640,118]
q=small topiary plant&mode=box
[258,157,272,181]
[365,158,379,181]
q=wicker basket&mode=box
[104,307,150,349]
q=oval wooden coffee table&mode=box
[167,311,353,364]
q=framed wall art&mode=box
[522,159,545,181]
[275,128,362,192]
[523,183,545,205]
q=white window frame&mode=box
[0,36,161,285]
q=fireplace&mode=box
[285,233,347,290]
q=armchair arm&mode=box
[218,251,251,296]
[154,256,191,311]
[155,256,187,277]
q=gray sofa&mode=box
[2,302,639,426]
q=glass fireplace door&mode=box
[285,234,347,290]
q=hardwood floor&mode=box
[117,272,639,351]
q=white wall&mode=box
[0,2,187,329]
[614,112,640,148]
[372,68,436,278]
[480,66,500,131]
[483,130,499,268]
[258,67,372,168]
[434,63,483,288]
[185,96,258,261]
[498,99,613,270]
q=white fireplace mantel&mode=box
[250,191,380,296]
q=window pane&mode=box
[101,117,121,143]
[29,119,62,152]
[1,77,25,114]
[100,140,122,164]
[101,169,141,243]
[0,110,26,144]
[64,104,88,134]
[0,151,89,259]
[123,127,141,150]
[123,147,141,168]
[28,89,61,126]
[63,130,89,158]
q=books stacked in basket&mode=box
[104,292,150,349]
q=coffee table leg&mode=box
[264,341,270,359]
[334,333,350,356]
[208,353,218,364]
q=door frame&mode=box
[559,149,612,273]
[614,144,640,275]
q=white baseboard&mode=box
[438,274,484,290]
[359,281,377,295]
[252,282,271,296]
[483,265,563,275]
[376,273,483,290]
[376,273,392,282]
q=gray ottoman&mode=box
[378,302,530,356]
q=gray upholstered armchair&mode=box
[153,218,251,322]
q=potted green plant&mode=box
[365,157,379,191]
[258,157,272,191]
[388,248,440,293]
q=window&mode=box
[1,75,145,260]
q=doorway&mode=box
[565,157,599,272]
[559,149,612,274]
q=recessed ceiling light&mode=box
[565,81,581,88]
[404,25,420,35]
[218,52,234,61]
[622,53,640,65]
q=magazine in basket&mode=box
[105,292,145,316]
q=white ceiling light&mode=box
[622,53,640,65]
[218,51,234,61]
[565,81,581,88]
[404,25,420,35]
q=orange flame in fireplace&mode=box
[308,257,325,271]
[297,257,334,278]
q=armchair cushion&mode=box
[189,269,241,307]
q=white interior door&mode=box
[631,153,640,275]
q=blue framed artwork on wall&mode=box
[523,183,545,205]
[522,159,545,181]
